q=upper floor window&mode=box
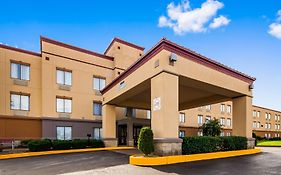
[11,62,30,80]
[10,92,30,111]
[220,104,225,112]
[93,102,102,116]
[205,116,211,123]
[93,77,106,91]
[253,110,257,117]
[257,111,260,118]
[198,115,203,125]
[56,97,72,113]
[206,105,211,111]
[227,105,231,114]
[220,117,225,126]
[257,122,260,128]
[57,69,72,86]
[226,118,231,127]
[179,113,185,123]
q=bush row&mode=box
[28,139,104,152]
[182,136,247,155]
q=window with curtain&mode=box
[10,93,30,110]
[93,102,102,116]
[93,77,106,91]
[56,126,72,140]
[56,97,72,113]
[11,62,30,80]
[57,69,72,86]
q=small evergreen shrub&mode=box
[138,127,154,156]
[72,140,88,149]
[201,119,222,136]
[221,136,247,151]
[20,139,33,148]
[28,139,52,152]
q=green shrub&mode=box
[138,127,154,156]
[88,139,105,148]
[182,136,248,155]
[71,140,88,149]
[28,139,52,152]
[52,140,72,150]
[221,136,247,151]
[20,139,33,148]
[182,136,221,155]
[201,119,222,136]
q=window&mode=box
[10,93,30,111]
[253,110,256,117]
[265,133,268,138]
[220,132,225,136]
[253,122,257,128]
[147,110,151,119]
[226,132,231,136]
[268,133,271,138]
[278,115,280,121]
[93,102,102,116]
[56,97,72,113]
[57,69,72,86]
[93,77,106,91]
[197,131,203,136]
[11,62,30,80]
[206,105,211,111]
[125,108,136,118]
[275,124,278,130]
[179,130,185,138]
[257,122,260,128]
[226,118,231,127]
[265,113,271,120]
[56,126,72,140]
[268,123,271,129]
[265,123,268,129]
[227,105,231,114]
[278,124,280,130]
[205,116,211,123]
[179,113,185,123]
[220,117,225,126]
[198,115,203,125]
[220,104,225,112]
[93,128,102,139]
[257,111,260,118]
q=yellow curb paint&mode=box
[0,147,134,160]
[130,148,262,166]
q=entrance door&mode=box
[118,125,127,145]
[133,126,143,146]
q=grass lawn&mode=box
[257,140,281,147]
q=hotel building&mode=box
[0,37,279,147]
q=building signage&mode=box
[153,97,161,111]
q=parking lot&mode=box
[0,147,280,175]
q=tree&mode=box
[138,127,154,156]
[201,119,222,137]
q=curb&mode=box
[130,148,262,166]
[0,147,134,160]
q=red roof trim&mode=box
[104,37,145,55]
[253,105,281,114]
[0,44,41,57]
[101,38,256,94]
[40,36,114,61]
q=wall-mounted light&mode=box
[169,53,177,62]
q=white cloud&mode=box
[209,15,230,28]
[158,0,230,35]
[268,10,281,39]
[268,23,281,39]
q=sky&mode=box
[0,0,281,110]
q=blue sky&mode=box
[1,0,281,110]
